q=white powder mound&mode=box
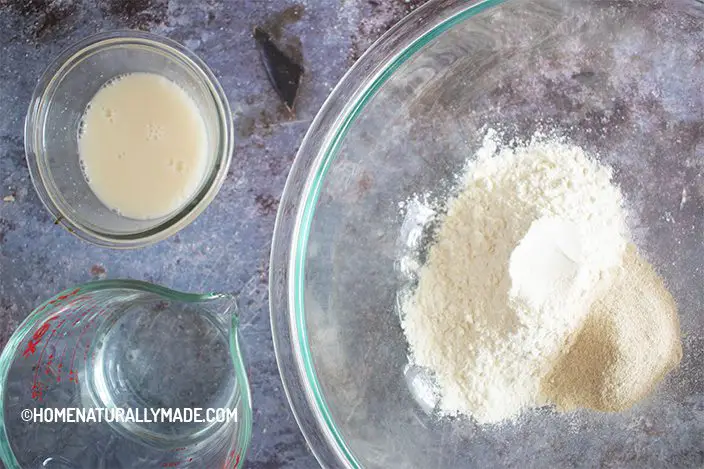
[401,130,629,424]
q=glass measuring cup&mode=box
[0,280,252,469]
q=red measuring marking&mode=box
[34,288,81,314]
[24,291,90,359]
[52,318,67,334]
[25,293,96,397]
[23,318,54,358]
[36,307,86,386]
[45,346,58,377]
[46,318,66,358]
[30,321,59,400]
[30,381,47,401]
[64,295,87,309]
[163,448,195,468]
[49,318,70,383]
[56,327,72,384]
[67,309,104,383]
[50,318,70,382]
[221,450,240,469]
[68,322,92,384]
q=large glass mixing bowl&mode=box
[270,0,704,467]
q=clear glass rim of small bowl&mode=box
[24,30,234,249]
[268,0,504,467]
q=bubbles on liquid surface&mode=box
[78,158,90,183]
[102,107,116,123]
[104,76,122,87]
[77,119,87,138]
[146,123,165,141]
[80,104,92,135]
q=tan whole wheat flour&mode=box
[540,243,682,412]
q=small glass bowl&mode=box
[25,30,233,248]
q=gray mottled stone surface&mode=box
[0,0,426,467]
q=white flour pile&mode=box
[401,130,632,424]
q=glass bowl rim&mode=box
[24,30,234,249]
[269,0,505,466]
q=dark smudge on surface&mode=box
[98,0,169,30]
[254,194,280,216]
[3,0,79,40]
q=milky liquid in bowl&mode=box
[78,72,209,221]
